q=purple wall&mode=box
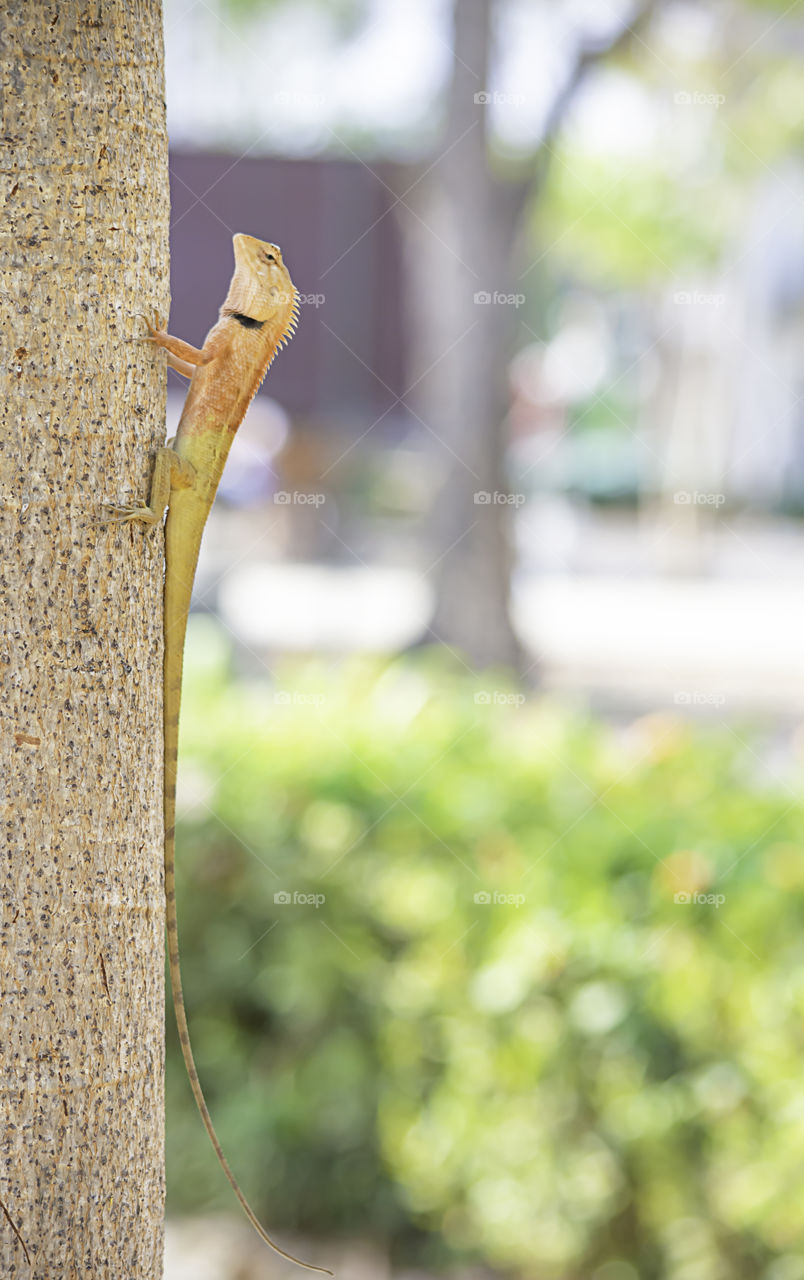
[168,152,407,423]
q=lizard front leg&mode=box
[137,314,206,368]
[166,352,195,379]
[141,314,230,369]
[104,446,195,528]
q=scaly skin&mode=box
[108,235,330,1275]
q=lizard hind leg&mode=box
[103,446,194,528]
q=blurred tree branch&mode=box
[395,0,662,669]
[510,0,662,225]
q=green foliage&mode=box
[220,0,368,37]
[535,15,804,289]
[538,153,733,287]
[167,625,804,1278]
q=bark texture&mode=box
[0,3,169,1275]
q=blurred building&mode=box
[169,151,407,423]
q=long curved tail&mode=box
[163,543,332,1276]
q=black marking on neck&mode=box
[230,311,264,330]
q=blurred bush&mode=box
[167,621,804,1279]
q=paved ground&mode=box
[184,504,804,716]
[164,1216,490,1280]
[515,574,804,715]
[213,561,804,716]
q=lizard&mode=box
[106,233,331,1276]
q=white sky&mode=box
[163,0,666,158]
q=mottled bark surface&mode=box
[0,3,169,1275]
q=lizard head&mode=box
[226,233,300,340]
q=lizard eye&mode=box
[263,251,276,264]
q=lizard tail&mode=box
[163,567,333,1276]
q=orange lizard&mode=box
[107,234,330,1274]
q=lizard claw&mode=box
[101,500,160,528]
[101,503,162,560]
[128,311,169,346]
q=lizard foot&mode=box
[101,500,161,528]
[127,311,168,347]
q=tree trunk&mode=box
[399,0,656,672]
[0,3,169,1275]
[400,0,524,672]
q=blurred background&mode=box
[160,2,804,1277]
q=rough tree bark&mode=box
[0,3,169,1275]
